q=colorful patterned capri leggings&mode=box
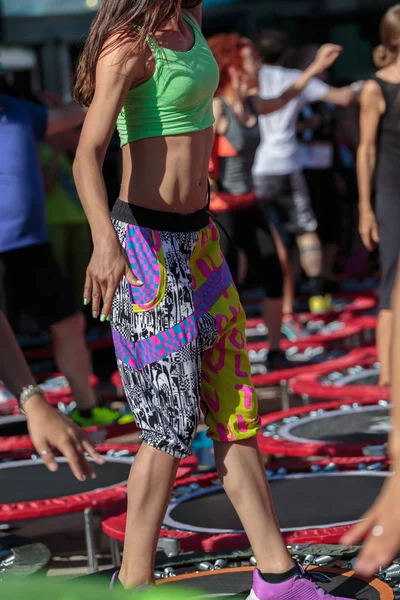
[110,199,260,459]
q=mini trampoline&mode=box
[0,531,51,579]
[247,319,364,354]
[0,373,99,415]
[258,398,390,458]
[157,566,394,599]
[241,290,377,316]
[0,448,197,573]
[102,458,389,554]
[288,347,390,404]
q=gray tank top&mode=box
[217,98,261,196]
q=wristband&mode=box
[350,80,364,94]
[18,385,45,414]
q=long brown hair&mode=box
[74,0,202,107]
[374,4,400,68]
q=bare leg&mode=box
[270,224,295,316]
[377,309,393,386]
[119,444,180,588]
[262,298,283,351]
[296,232,322,279]
[50,313,97,410]
[214,438,293,573]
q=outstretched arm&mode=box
[254,44,343,116]
[46,104,85,137]
[324,83,361,107]
[0,313,103,479]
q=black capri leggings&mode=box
[214,204,283,299]
[303,168,341,245]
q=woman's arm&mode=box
[73,44,142,246]
[254,44,343,116]
[357,80,384,251]
[73,42,145,319]
[341,260,400,574]
[0,312,103,479]
[0,312,36,395]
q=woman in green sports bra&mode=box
[73,4,348,599]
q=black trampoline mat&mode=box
[168,474,387,532]
[0,418,28,437]
[285,409,390,443]
[0,460,132,505]
[163,569,384,599]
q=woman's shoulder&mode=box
[97,34,148,86]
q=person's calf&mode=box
[296,232,322,278]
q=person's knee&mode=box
[50,312,85,340]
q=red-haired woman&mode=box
[208,33,342,368]
[72,2,348,598]
[357,4,400,386]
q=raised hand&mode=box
[312,43,343,73]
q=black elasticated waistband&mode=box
[111,199,210,232]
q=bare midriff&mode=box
[119,126,214,214]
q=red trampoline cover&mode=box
[102,457,389,551]
[0,417,139,455]
[257,397,389,457]
[247,320,362,353]
[289,346,389,402]
[251,347,369,387]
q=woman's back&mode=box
[372,67,400,183]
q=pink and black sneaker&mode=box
[247,565,350,600]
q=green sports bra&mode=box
[116,13,220,146]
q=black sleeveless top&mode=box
[372,75,400,186]
[217,98,261,195]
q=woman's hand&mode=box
[359,209,380,251]
[341,471,400,577]
[84,236,143,321]
[311,44,343,74]
[26,395,105,481]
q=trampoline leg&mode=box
[84,508,99,573]
[110,537,121,568]
[280,381,290,411]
